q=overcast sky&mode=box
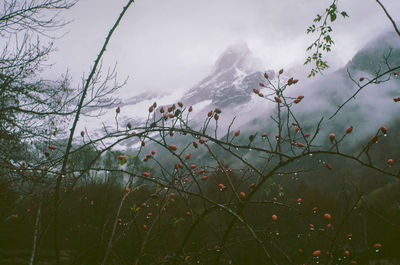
[44,0,400,99]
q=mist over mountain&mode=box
[80,30,399,156]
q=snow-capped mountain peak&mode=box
[182,41,271,107]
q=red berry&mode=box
[199,138,205,144]
[239,192,246,199]
[141,140,145,147]
[160,107,165,113]
[359,77,364,82]
[201,175,208,180]
[214,108,221,114]
[188,106,193,112]
[81,131,85,137]
[324,213,332,220]
[149,106,154,112]
[380,126,387,134]
[151,150,156,155]
[264,72,269,79]
[274,96,282,103]
[125,187,130,193]
[253,88,259,94]
[346,126,353,134]
[207,111,213,117]
[178,101,183,108]
[118,155,125,160]
[329,133,335,141]
[218,184,226,190]
[143,172,150,177]
[190,164,196,169]
[297,198,302,203]
[199,169,205,173]
[272,214,278,221]
[193,141,198,148]
[234,130,240,136]
[169,145,177,151]
[214,113,219,120]
[49,145,56,150]
[387,159,394,165]
[373,243,382,249]
[312,250,321,257]
[185,153,191,159]
[170,193,175,197]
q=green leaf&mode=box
[330,13,337,22]
[118,157,127,165]
[174,217,184,225]
[341,11,348,18]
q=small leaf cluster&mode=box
[305,0,349,77]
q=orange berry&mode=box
[169,145,177,151]
[324,213,332,220]
[312,250,321,257]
